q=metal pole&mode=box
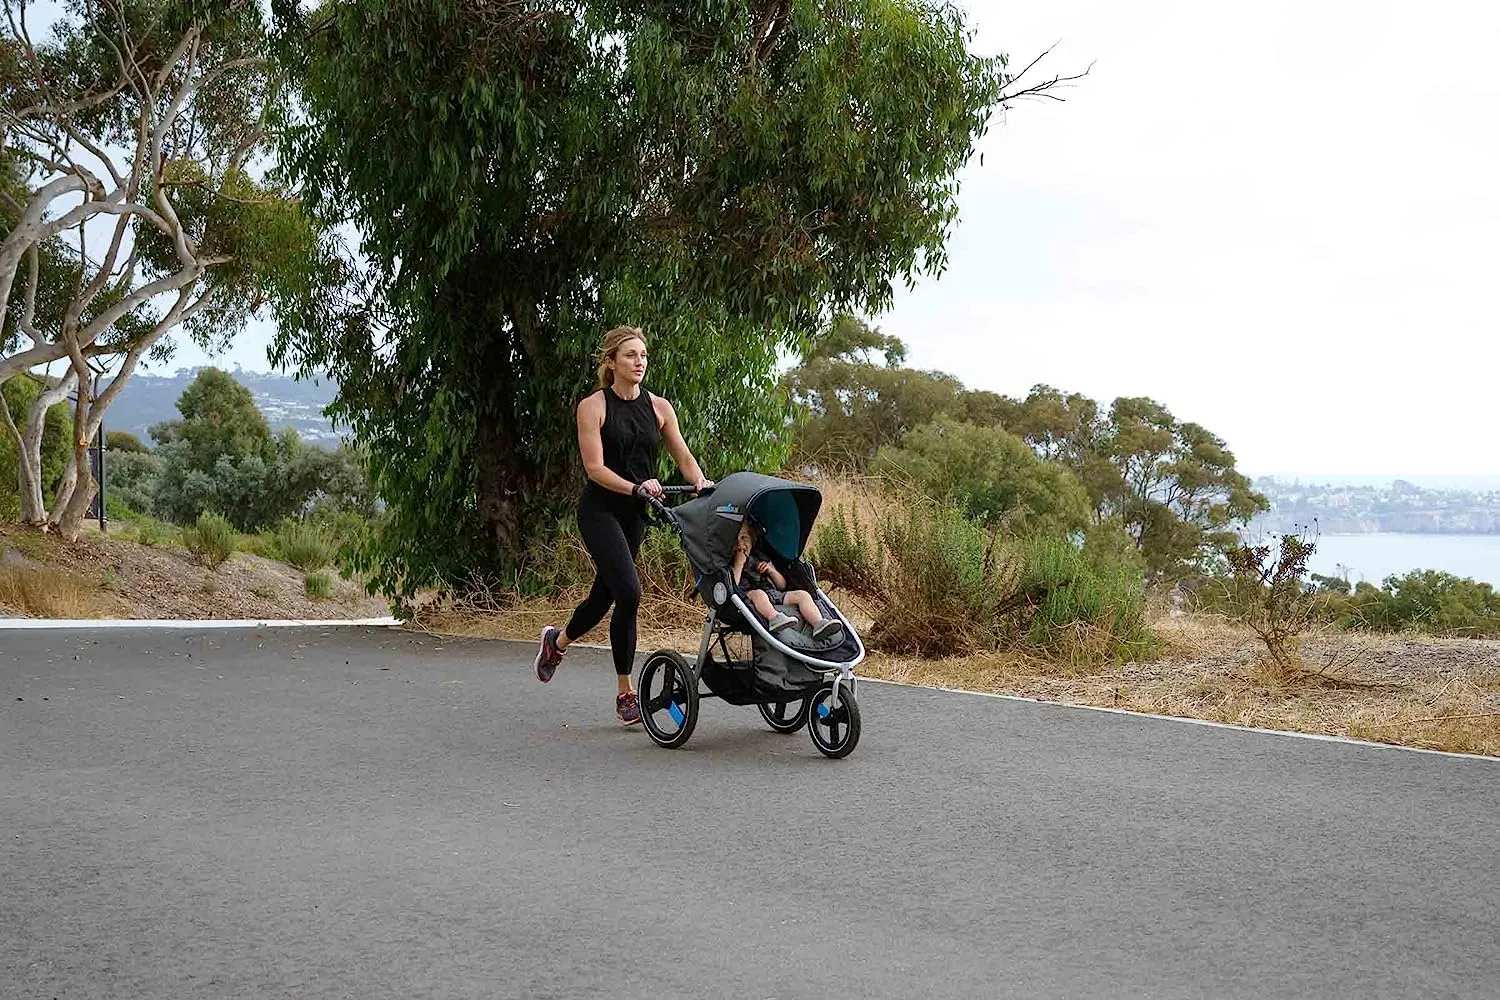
[97,417,106,533]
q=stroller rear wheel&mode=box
[639,649,699,749]
[807,682,861,759]
[757,698,809,735]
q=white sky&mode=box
[160,0,1500,478]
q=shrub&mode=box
[1017,535,1155,663]
[808,502,879,596]
[275,521,335,572]
[0,563,106,618]
[1220,532,1318,672]
[868,497,1018,655]
[637,525,694,601]
[1339,570,1500,636]
[305,571,333,600]
[132,517,172,548]
[182,512,237,570]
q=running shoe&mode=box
[533,625,564,683]
[616,690,642,725]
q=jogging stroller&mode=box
[638,472,865,759]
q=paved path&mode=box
[3,627,1497,999]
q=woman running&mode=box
[532,326,713,724]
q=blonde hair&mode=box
[597,326,647,388]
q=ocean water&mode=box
[1304,533,1500,588]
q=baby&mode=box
[731,522,844,642]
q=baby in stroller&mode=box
[732,521,845,642]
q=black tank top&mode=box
[595,385,661,489]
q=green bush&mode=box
[275,521,335,572]
[182,513,237,570]
[1017,535,1155,663]
[1336,570,1500,636]
[132,517,173,548]
[637,524,694,600]
[305,571,333,600]
[237,531,280,560]
[868,497,1017,654]
[808,503,879,596]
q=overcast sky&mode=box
[157,0,1499,478]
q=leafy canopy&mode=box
[272,0,1006,600]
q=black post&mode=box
[97,417,106,533]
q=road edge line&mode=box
[0,617,401,630]
[856,676,1498,763]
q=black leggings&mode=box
[564,492,646,676]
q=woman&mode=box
[532,326,713,724]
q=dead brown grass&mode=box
[0,562,122,618]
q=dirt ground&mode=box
[0,524,390,621]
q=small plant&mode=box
[1222,529,1318,676]
[275,521,335,572]
[183,512,237,570]
[304,571,333,600]
[99,566,119,592]
[133,517,169,548]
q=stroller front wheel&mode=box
[639,649,699,749]
[757,697,810,735]
[807,682,861,759]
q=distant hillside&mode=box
[103,368,343,446]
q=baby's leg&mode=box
[784,590,825,627]
[747,589,778,622]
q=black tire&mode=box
[757,697,809,735]
[807,682,861,759]
[639,649,699,749]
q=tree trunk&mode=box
[15,372,77,523]
[52,370,97,540]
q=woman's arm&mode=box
[577,393,639,496]
[653,395,711,489]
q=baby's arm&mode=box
[763,562,788,590]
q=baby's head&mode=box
[735,521,757,554]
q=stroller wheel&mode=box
[807,682,861,759]
[757,698,809,735]
[639,649,699,749]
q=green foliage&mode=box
[304,571,333,600]
[272,1,1007,603]
[869,497,1014,655]
[873,417,1091,535]
[146,371,374,532]
[1334,571,1500,636]
[787,316,968,470]
[131,516,173,548]
[105,431,149,453]
[1018,535,1155,663]
[149,368,272,472]
[808,503,879,597]
[103,450,165,518]
[275,521,334,572]
[182,512,237,570]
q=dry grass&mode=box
[0,562,120,618]
[860,613,1500,757]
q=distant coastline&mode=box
[1252,476,1500,538]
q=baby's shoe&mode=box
[767,612,798,634]
[812,619,845,642]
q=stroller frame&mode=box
[635,477,866,759]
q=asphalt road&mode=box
[2,626,1497,1000]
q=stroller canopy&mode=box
[671,472,822,576]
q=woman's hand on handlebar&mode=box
[693,477,714,493]
[634,478,664,500]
